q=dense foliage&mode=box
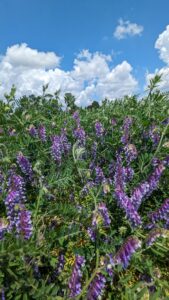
[0,77,169,299]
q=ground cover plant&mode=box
[0,76,169,299]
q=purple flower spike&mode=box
[115,190,142,227]
[17,206,33,239]
[95,121,104,138]
[146,228,168,246]
[114,236,141,269]
[51,131,71,164]
[87,273,106,300]
[68,255,85,298]
[121,117,132,144]
[95,167,105,184]
[28,125,37,137]
[51,135,62,164]
[123,166,134,182]
[130,162,165,210]
[149,198,169,223]
[56,254,65,275]
[87,227,96,242]
[60,128,71,154]
[5,190,21,231]
[98,202,111,226]
[148,124,160,147]
[124,144,137,163]
[73,126,86,146]
[38,125,47,142]
[17,153,33,181]
[81,181,95,196]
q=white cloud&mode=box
[146,25,169,91]
[3,43,61,68]
[0,44,138,106]
[155,25,169,65]
[114,19,144,40]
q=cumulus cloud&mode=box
[3,43,61,68]
[0,44,138,106]
[146,25,169,91]
[155,25,169,65]
[114,19,144,40]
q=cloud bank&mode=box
[0,44,138,106]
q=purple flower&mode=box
[95,121,104,138]
[108,161,115,178]
[51,131,71,164]
[124,144,137,163]
[105,254,114,277]
[87,227,96,242]
[60,128,71,154]
[130,163,165,210]
[123,166,134,182]
[130,182,149,211]
[151,157,161,167]
[164,219,169,229]
[146,163,165,197]
[114,152,142,227]
[114,153,126,192]
[56,254,65,275]
[68,255,85,298]
[1,289,5,300]
[17,153,33,181]
[73,126,86,146]
[95,167,105,184]
[9,174,26,201]
[98,202,111,226]
[51,135,62,164]
[28,125,37,137]
[149,198,169,223]
[4,172,32,238]
[16,205,32,239]
[148,124,160,146]
[87,273,106,300]
[38,125,47,142]
[161,117,169,125]
[81,181,95,196]
[115,190,142,227]
[114,236,141,269]
[0,219,8,240]
[121,117,132,144]
[73,111,80,126]
[146,228,168,246]
[5,190,21,231]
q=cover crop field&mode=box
[0,76,169,299]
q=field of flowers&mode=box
[0,76,169,299]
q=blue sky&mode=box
[0,0,169,105]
